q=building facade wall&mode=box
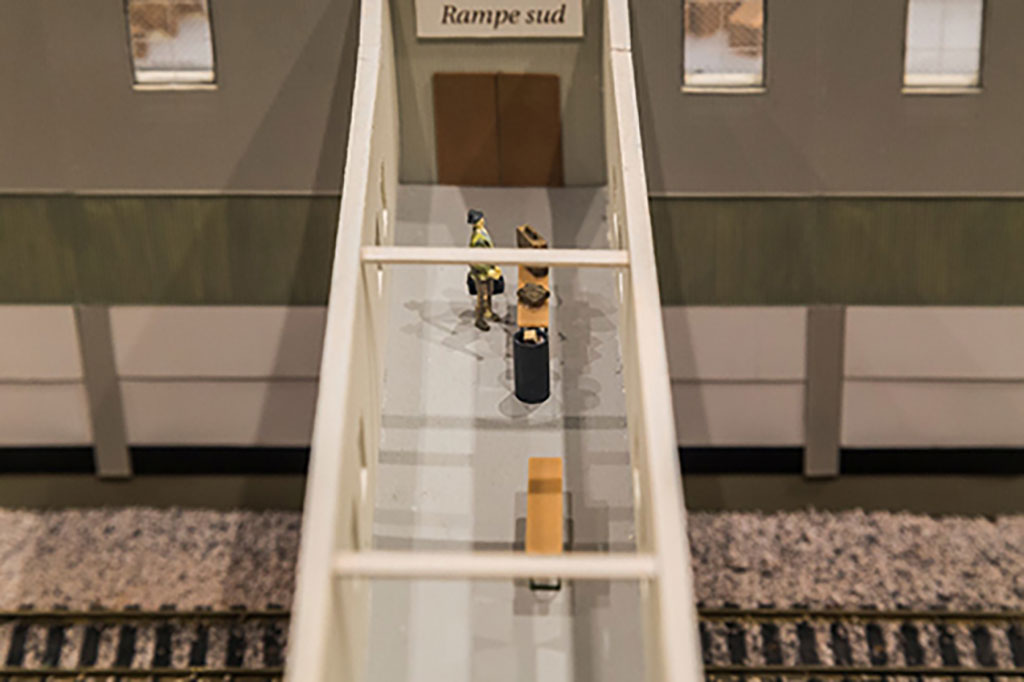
[636,0,1024,452]
[632,0,1024,195]
[0,0,360,192]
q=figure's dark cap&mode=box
[468,209,484,225]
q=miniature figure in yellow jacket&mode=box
[468,209,501,331]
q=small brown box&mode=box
[517,266,550,329]
[516,224,549,278]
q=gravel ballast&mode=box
[0,508,1021,611]
[688,510,1024,610]
[0,509,301,610]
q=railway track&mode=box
[700,607,1024,679]
[3,605,1023,679]
[0,608,287,680]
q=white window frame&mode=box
[681,0,766,93]
[903,0,985,93]
[125,0,218,90]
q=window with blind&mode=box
[126,0,216,86]
[683,0,765,88]
[904,0,984,88]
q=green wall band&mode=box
[0,196,339,305]
[652,197,1024,305]
[4,195,1023,305]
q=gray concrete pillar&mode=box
[75,306,132,478]
[804,305,845,478]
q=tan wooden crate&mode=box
[526,457,563,555]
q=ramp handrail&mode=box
[333,551,659,580]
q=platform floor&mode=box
[367,185,643,682]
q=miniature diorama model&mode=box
[466,209,503,331]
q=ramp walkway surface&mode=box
[368,185,644,681]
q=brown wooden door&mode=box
[433,73,563,187]
[496,73,563,187]
[433,73,500,186]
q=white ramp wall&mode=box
[286,0,398,678]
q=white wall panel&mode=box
[846,307,1024,379]
[0,384,91,445]
[0,306,82,380]
[843,381,1024,447]
[662,306,806,380]
[122,380,318,446]
[672,382,804,446]
[111,306,326,379]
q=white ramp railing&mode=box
[333,550,660,580]
[288,0,702,680]
[604,0,704,679]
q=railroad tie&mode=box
[263,618,286,667]
[189,621,210,667]
[114,621,137,668]
[152,604,176,668]
[937,624,960,666]
[971,624,997,667]
[1009,624,1024,667]
[828,622,853,666]
[78,623,102,667]
[898,622,925,666]
[865,622,888,666]
[698,621,713,666]
[761,621,784,665]
[796,621,821,665]
[41,622,65,667]
[226,618,247,667]
[5,620,28,667]
[725,621,747,665]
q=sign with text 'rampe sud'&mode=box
[415,0,583,39]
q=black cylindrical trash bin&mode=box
[514,329,550,404]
